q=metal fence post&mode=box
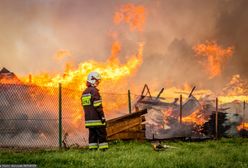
[59,83,62,148]
[29,74,32,83]
[180,95,182,124]
[243,101,246,130]
[215,97,218,139]
[128,90,131,114]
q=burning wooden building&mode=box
[0,66,247,148]
[134,85,248,140]
[0,67,21,84]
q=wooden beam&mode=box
[107,109,147,127]
[107,117,142,137]
[106,109,147,140]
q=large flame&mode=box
[193,41,234,79]
[22,42,143,91]
[21,3,146,91]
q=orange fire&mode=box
[193,41,234,79]
[182,109,207,125]
[114,3,146,32]
[21,42,143,91]
[0,76,21,84]
[21,3,146,92]
[237,122,248,131]
[108,41,121,64]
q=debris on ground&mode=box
[151,141,178,151]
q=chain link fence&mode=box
[0,83,136,148]
[1,83,246,148]
[0,84,59,148]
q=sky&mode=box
[0,0,248,90]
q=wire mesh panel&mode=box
[61,88,132,147]
[0,82,136,148]
[0,84,59,148]
[61,87,87,148]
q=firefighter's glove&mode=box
[101,117,106,124]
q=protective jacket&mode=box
[81,86,105,127]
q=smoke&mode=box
[136,0,248,90]
[214,0,248,78]
[0,0,115,74]
[0,0,247,90]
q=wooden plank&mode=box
[106,109,147,127]
[106,109,147,140]
[125,125,142,132]
[107,117,142,137]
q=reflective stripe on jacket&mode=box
[85,120,106,127]
[81,86,105,127]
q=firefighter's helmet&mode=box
[87,72,101,86]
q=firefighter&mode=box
[81,72,108,150]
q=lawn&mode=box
[0,138,247,168]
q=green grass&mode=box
[0,138,247,168]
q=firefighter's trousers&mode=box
[88,126,108,149]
